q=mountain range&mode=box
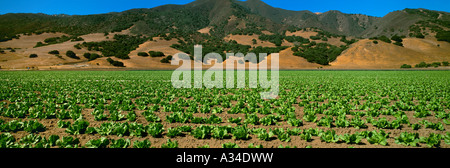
[0,0,449,70]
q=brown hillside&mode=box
[403,38,450,57]
[0,33,66,49]
[198,27,212,35]
[0,29,133,69]
[0,37,92,69]
[285,30,317,38]
[1,29,448,70]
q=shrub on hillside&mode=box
[393,41,403,47]
[89,53,101,61]
[378,36,391,43]
[29,54,38,58]
[258,34,284,46]
[83,53,101,61]
[160,58,170,63]
[106,58,125,67]
[149,51,165,57]
[431,62,441,68]
[48,50,59,55]
[443,61,449,66]
[34,42,45,48]
[66,50,80,59]
[391,35,403,42]
[74,43,82,49]
[293,43,344,65]
[83,53,91,59]
[400,64,412,68]
[138,52,149,57]
[160,55,173,64]
[415,62,430,68]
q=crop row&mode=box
[1,71,449,148]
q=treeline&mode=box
[369,35,405,46]
[160,55,173,64]
[292,42,346,65]
[258,34,285,46]
[171,37,287,63]
[35,35,84,48]
[338,36,357,45]
[83,53,101,61]
[415,61,448,68]
[138,51,165,57]
[0,34,20,42]
[80,34,148,59]
[47,49,102,61]
[107,58,125,67]
[401,61,449,68]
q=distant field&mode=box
[0,71,449,148]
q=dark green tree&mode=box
[378,36,391,43]
[443,61,449,66]
[149,51,165,57]
[138,52,149,57]
[436,31,450,42]
[66,50,80,59]
[106,58,125,67]
[400,64,412,68]
[48,50,59,55]
[391,35,403,42]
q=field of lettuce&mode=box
[0,71,449,148]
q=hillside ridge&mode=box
[0,0,449,70]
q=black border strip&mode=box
[1,148,447,166]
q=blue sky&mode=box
[0,0,449,17]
